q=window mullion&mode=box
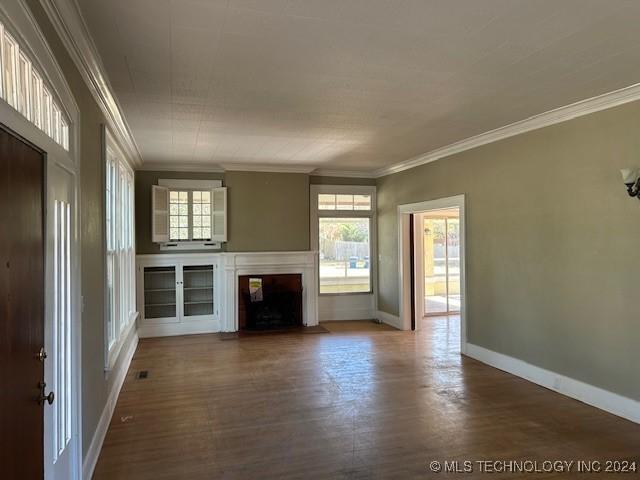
[188,190,193,241]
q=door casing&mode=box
[0,3,82,476]
[397,195,467,353]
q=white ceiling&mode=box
[77,0,640,173]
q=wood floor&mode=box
[93,318,639,479]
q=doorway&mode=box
[397,195,466,353]
[0,123,79,480]
[0,126,46,479]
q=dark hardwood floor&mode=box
[93,318,639,479]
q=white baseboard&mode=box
[319,307,374,321]
[83,330,139,479]
[465,343,640,424]
[137,320,219,338]
[376,310,402,330]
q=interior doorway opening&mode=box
[398,195,466,353]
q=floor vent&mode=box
[136,370,149,379]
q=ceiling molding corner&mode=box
[220,163,317,174]
[374,82,640,178]
[39,0,143,167]
[136,162,225,173]
[310,168,377,179]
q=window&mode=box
[169,190,212,241]
[152,179,226,248]
[312,186,376,295]
[0,19,70,149]
[192,191,211,240]
[105,133,135,361]
[318,193,372,211]
[319,217,371,293]
[169,191,189,240]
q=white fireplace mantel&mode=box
[136,251,319,336]
[220,251,319,331]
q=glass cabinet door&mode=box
[182,265,214,317]
[143,266,177,319]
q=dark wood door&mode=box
[0,125,45,479]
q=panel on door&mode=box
[0,125,45,479]
[45,162,76,480]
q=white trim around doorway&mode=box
[397,194,467,354]
[0,1,82,478]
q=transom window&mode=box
[169,190,212,241]
[318,193,371,211]
[0,20,70,149]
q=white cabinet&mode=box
[137,254,222,337]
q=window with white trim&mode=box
[0,19,69,149]
[312,185,376,295]
[105,134,135,359]
[151,179,227,249]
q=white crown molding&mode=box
[310,168,377,179]
[374,82,640,178]
[35,0,640,181]
[221,163,316,174]
[39,0,143,167]
[147,81,640,178]
[139,163,378,177]
[137,162,225,173]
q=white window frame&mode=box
[158,178,224,251]
[0,18,70,149]
[104,127,137,369]
[311,185,377,296]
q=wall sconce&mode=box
[621,168,640,199]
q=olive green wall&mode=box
[135,170,225,254]
[377,100,640,401]
[225,171,310,252]
[135,171,377,254]
[25,0,123,458]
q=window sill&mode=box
[160,241,222,251]
[319,291,374,297]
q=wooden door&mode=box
[0,125,46,479]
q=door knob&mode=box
[38,382,55,405]
[36,347,47,362]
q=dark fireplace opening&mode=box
[238,274,303,331]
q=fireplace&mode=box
[238,274,303,331]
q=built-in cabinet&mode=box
[136,251,319,338]
[137,254,222,337]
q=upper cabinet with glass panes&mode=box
[0,20,70,150]
[318,194,371,211]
